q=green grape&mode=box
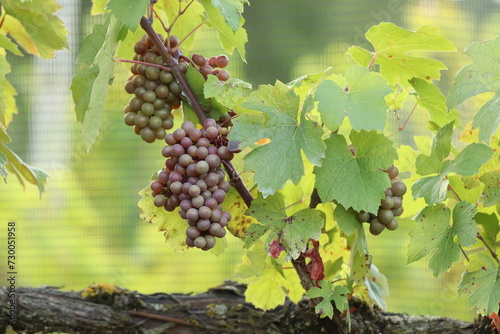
[148,116,162,130]
[378,209,394,225]
[140,126,156,143]
[369,218,385,235]
[380,196,395,210]
[356,211,371,223]
[391,181,407,197]
[386,219,398,231]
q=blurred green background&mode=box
[1,0,499,322]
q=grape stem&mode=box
[140,16,207,123]
[477,233,499,264]
[115,58,171,72]
[388,98,419,137]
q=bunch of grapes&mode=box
[356,165,407,235]
[150,119,234,250]
[123,34,188,143]
[191,53,231,81]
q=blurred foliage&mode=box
[1,0,499,322]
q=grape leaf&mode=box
[0,35,22,56]
[0,55,11,127]
[347,23,456,87]
[332,203,368,254]
[314,131,397,214]
[245,256,304,310]
[209,0,245,33]
[447,37,500,144]
[229,82,325,197]
[306,280,349,319]
[409,78,458,128]
[106,0,149,31]
[138,185,188,252]
[474,213,499,249]
[413,123,493,204]
[364,264,389,310]
[408,202,477,277]
[0,128,49,195]
[201,0,247,61]
[1,0,68,58]
[234,241,267,279]
[204,75,252,108]
[415,122,453,176]
[91,0,107,15]
[480,170,500,207]
[458,253,500,314]
[245,192,324,261]
[71,15,123,151]
[314,66,392,131]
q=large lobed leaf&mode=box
[408,202,477,277]
[244,192,324,261]
[347,23,456,87]
[71,14,124,151]
[314,130,397,214]
[229,82,325,197]
[306,280,349,319]
[447,37,500,144]
[314,66,392,132]
[458,254,500,315]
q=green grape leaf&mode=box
[333,204,368,254]
[229,82,325,197]
[0,140,49,194]
[71,15,123,151]
[0,55,11,127]
[0,35,23,56]
[201,0,247,61]
[364,264,389,310]
[105,0,149,31]
[245,192,324,260]
[409,78,458,128]
[447,37,500,144]
[415,122,453,176]
[314,131,397,214]
[208,0,245,33]
[315,66,392,132]
[306,280,349,319]
[411,175,449,205]
[442,143,493,176]
[183,66,227,121]
[385,89,408,111]
[480,170,500,207]
[203,75,252,108]
[347,23,456,87]
[458,254,500,314]
[234,241,267,279]
[1,0,68,58]
[408,202,477,277]
[138,185,188,252]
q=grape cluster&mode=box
[123,34,188,143]
[191,53,231,81]
[356,165,407,235]
[150,119,234,250]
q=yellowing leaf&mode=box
[348,23,456,87]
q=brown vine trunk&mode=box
[0,283,494,334]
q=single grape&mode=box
[198,206,212,220]
[205,198,219,211]
[124,80,135,94]
[192,54,207,67]
[165,133,176,145]
[378,209,395,225]
[188,184,201,197]
[206,154,221,169]
[380,196,395,210]
[134,40,148,55]
[203,235,216,250]
[208,56,217,67]
[197,137,211,148]
[140,127,156,143]
[209,223,225,238]
[180,199,193,212]
[212,189,226,204]
[391,207,404,217]
[173,128,186,141]
[162,118,174,130]
[132,74,146,88]
[193,236,206,249]
[387,165,399,179]
[157,170,169,184]
[217,69,230,81]
[167,35,179,49]
[186,226,201,239]
[218,146,231,160]
[185,237,195,247]
[205,173,219,188]
[149,116,163,130]
[356,211,371,223]
[178,153,193,167]
[145,66,160,80]
[124,112,136,126]
[187,145,198,158]
[154,195,167,207]
[197,219,211,232]
[155,84,169,99]
[150,180,164,194]
[160,70,174,84]
[369,218,385,235]
[195,179,208,192]
[170,144,185,157]
[189,128,202,142]
[196,147,209,160]
[200,64,213,77]
[386,219,398,231]
[195,161,210,174]
[391,196,402,209]
[210,208,222,222]
[391,181,407,197]
[169,181,183,194]
[180,137,193,149]
[384,187,393,197]
[205,126,219,140]
[169,81,181,95]
[186,208,199,222]
[218,181,230,193]
[215,55,229,68]
[192,195,204,209]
